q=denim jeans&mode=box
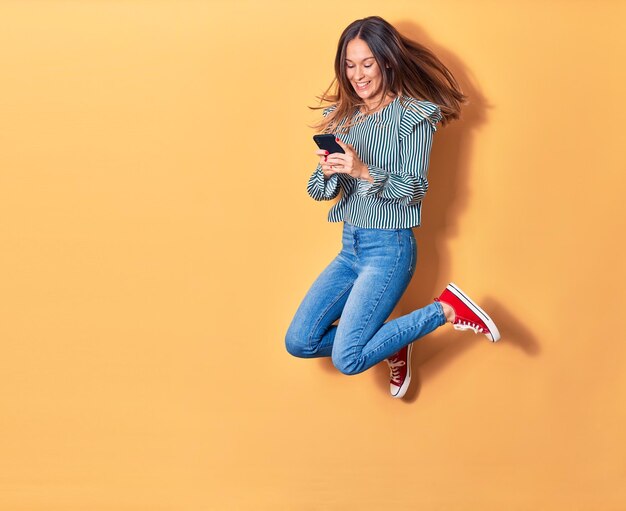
[285,222,447,375]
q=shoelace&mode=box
[386,358,406,385]
[453,320,486,335]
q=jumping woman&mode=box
[285,16,500,398]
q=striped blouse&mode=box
[307,95,442,229]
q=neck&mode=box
[361,93,396,114]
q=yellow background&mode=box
[1,1,625,509]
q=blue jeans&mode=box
[285,222,447,375]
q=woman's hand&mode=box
[316,138,373,182]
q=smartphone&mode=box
[313,134,345,154]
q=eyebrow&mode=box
[345,57,375,63]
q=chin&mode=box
[355,90,375,100]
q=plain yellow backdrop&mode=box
[1,1,625,509]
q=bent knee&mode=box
[285,329,309,358]
[332,353,363,375]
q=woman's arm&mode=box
[306,104,342,201]
[357,118,435,206]
[307,164,341,201]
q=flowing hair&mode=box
[311,16,467,134]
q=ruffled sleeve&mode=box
[322,104,338,118]
[398,99,443,137]
[357,98,441,205]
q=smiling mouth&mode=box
[355,81,371,91]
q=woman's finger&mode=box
[334,138,351,153]
[326,154,348,164]
[322,163,351,175]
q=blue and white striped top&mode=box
[307,94,442,229]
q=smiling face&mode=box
[345,37,386,108]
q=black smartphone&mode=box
[313,134,345,154]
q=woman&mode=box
[285,16,500,399]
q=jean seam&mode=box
[408,235,416,276]
[307,280,354,353]
[359,310,443,363]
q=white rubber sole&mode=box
[448,282,501,342]
[390,343,413,398]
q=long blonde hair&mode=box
[311,16,466,134]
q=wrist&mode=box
[359,163,374,183]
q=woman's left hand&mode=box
[321,138,373,182]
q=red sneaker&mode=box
[386,343,413,398]
[436,282,501,342]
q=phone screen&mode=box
[313,134,345,154]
